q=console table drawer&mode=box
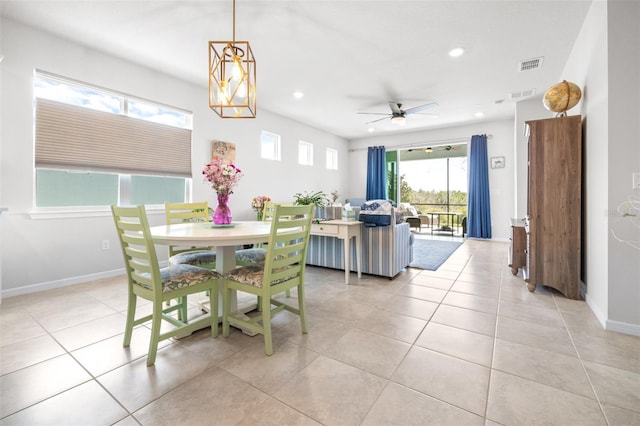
[311,223,339,236]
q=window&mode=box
[298,141,313,166]
[326,148,338,170]
[260,131,281,160]
[33,71,191,209]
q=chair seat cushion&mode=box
[157,264,220,293]
[169,250,217,266]
[235,247,267,264]
[224,264,297,288]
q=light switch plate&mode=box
[633,172,640,190]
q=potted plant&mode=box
[293,190,329,207]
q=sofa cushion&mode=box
[359,199,393,227]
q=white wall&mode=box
[348,119,515,240]
[562,0,640,334]
[605,0,640,331]
[0,19,349,296]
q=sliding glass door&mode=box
[394,145,468,229]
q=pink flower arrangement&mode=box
[251,195,271,213]
[202,157,243,194]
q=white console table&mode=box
[310,219,362,284]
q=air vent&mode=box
[509,88,537,100]
[519,57,543,72]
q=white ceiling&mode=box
[1,0,592,140]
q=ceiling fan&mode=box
[357,101,438,126]
[423,145,462,153]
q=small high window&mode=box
[298,141,313,166]
[326,148,338,170]
[261,131,281,161]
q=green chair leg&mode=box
[123,292,137,347]
[262,294,273,356]
[147,302,163,366]
[222,284,231,338]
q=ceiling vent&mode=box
[509,88,537,100]
[519,57,543,72]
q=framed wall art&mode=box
[212,140,236,163]
[490,156,505,169]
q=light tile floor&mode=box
[1,238,639,425]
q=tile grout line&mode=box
[554,296,612,426]
[481,247,508,424]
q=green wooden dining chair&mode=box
[233,201,276,265]
[112,204,220,366]
[165,202,217,321]
[222,204,314,355]
[165,202,217,269]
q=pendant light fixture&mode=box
[209,0,256,118]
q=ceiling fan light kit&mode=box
[391,115,406,125]
[209,0,257,118]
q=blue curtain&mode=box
[366,146,387,200]
[467,135,492,238]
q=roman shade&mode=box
[35,99,192,177]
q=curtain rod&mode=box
[348,134,492,152]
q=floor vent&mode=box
[519,57,543,72]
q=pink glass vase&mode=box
[213,192,232,224]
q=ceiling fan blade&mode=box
[356,112,392,116]
[409,112,438,117]
[365,116,391,124]
[405,102,438,115]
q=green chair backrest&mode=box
[111,204,162,297]
[165,201,211,256]
[262,201,280,222]
[262,204,314,290]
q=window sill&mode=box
[28,205,165,220]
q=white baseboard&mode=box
[585,291,607,329]
[2,260,170,300]
[605,319,640,336]
[585,291,640,336]
[2,268,125,299]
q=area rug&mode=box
[409,238,463,270]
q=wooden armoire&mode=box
[524,115,582,300]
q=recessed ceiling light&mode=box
[368,128,375,133]
[448,47,464,57]
[293,91,304,99]
[474,111,484,117]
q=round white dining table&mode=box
[149,220,272,273]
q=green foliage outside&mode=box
[400,174,468,217]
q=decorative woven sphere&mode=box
[543,80,582,114]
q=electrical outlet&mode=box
[633,172,640,190]
[102,240,110,250]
